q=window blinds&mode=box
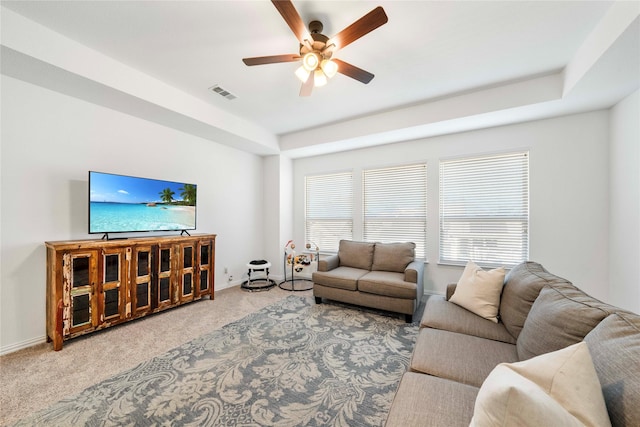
[305,172,353,253]
[363,164,427,258]
[439,152,529,267]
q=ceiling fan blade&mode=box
[242,54,301,66]
[333,59,374,84]
[299,71,314,96]
[330,6,388,50]
[271,0,311,44]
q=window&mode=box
[305,172,353,252]
[363,164,427,258]
[439,152,529,267]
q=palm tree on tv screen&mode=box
[179,184,196,206]
[159,188,175,204]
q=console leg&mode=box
[315,297,322,304]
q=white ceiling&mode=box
[1,1,639,158]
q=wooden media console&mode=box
[45,234,216,350]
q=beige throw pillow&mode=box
[470,342,611,427]
[449,261,505,323]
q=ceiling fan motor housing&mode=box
[308,20,323,34]
[299,26,333,71]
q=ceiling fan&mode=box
[242,0,388,96]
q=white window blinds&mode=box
[305,172,353,253]
[439,152,529,267]
[363,163,427,258]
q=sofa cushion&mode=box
[471,342,611,427]
[338,240,375,270]
[357,271,416,299]
[584,312,640,426]
[421,295,516,344]
[311,266,368,291]
[386,372,478,427]
[410,328,518,387]
[516,284,609,360]
[500,261,572,339]
[371,242,415,273]
[449,261,505,323]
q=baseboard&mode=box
[1,335,46,356]
[217,275,286,292]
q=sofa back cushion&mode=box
[371,242,415,273]
[500,262,572,339]
[516,284,609,360]
[584,312,640,427]
[338,240,375,270]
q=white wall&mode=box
[262,155,293,278]
[0,75,265,354]
[293,111,611,301]
[609,89,640,313]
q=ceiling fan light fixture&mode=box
[295,66,311,83]
[242,1,388,96]
[314,69,328,87]
[302,52,320,72]
[320,59,338,79]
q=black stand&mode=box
[101,233,128,241]
[278,250,314,292]
[180,230,191,236]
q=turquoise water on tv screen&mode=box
[89,202,196,233]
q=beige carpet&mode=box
[0,285,307,426]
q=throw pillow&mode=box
[470,342,611,427]
[449,261,505,323]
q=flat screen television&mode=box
[89,171,197,236]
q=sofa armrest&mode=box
[318,254,339,272]
[405,260,424,304]
[446,283,457,301]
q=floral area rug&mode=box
[15,296,421,427]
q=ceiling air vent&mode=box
[209,85,237,100]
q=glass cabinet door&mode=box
[101,249,125,322]
[197,241,212,297]
[156,245,173,308]
[179,244,194,302]
[132,247,152,314]
[65,251,98,335]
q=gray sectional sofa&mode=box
[313,240,424,322]
[386,261,640,426]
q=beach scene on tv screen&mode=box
[90,173,196,233]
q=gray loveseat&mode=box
[386,261,640,426]
[312,240,424,322]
